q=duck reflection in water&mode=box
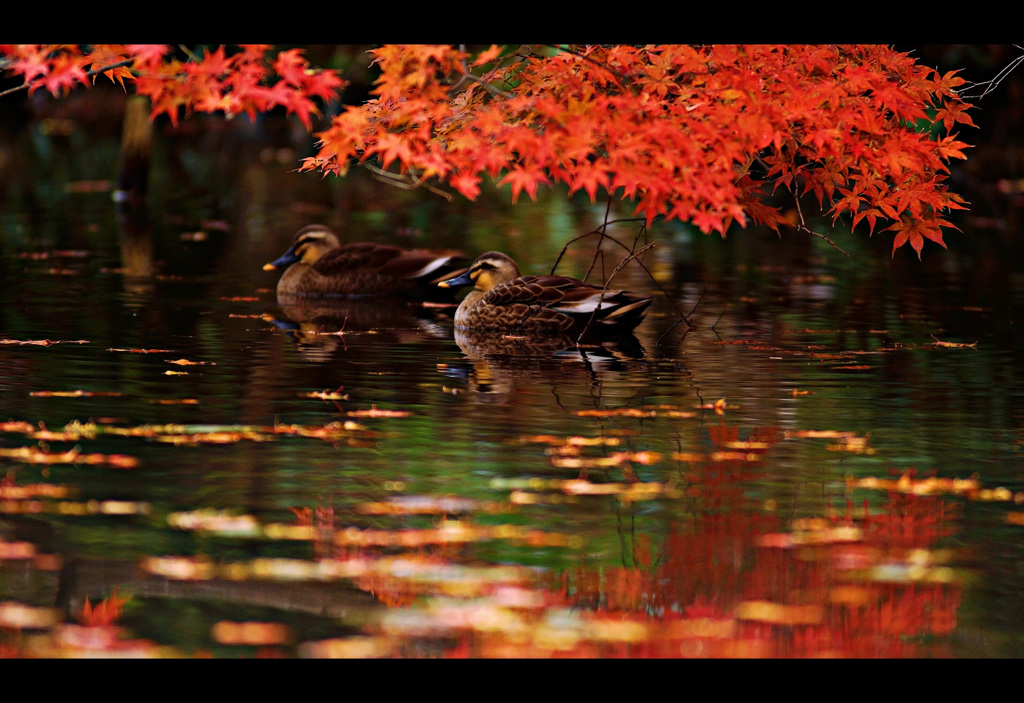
[440,328,649,402]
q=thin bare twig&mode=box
[575,241,659,344]
[959,45,1024,100]
[553,215,695,337]
[363,163,455,201]
[793,192,850,256]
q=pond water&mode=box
[1,90,1023,657]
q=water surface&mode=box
[1,95,1023,657]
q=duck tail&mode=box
[599,296,653,329]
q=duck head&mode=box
[263,225,341,270]
[438,251,521,292]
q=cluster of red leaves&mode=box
[0,44,345,130]
[0,44,976,256]
[301,44,975,257]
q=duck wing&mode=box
[487,275,639,312]
[487,275,654,333]
[312,243,462,281]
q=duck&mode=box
[263,225,466,299]
[438,251,653,337]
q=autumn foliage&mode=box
[0,44,977,256]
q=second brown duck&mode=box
[438,251,653,336]
[264,225,466,299]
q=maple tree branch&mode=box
[177,45,202,63]
[958,46,1024,100]
[363,163,455,201]
[0,58,136,99]
[450,45,515,100]
[793,193,850,256]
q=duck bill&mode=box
[438,270,474,288]
[263,247,300,271]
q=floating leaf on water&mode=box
[0,338,89,346]
[867,563,958,584]
[787,430,860,440]
[847,471,981,496]
[549,451,663,470]
[345,406,412,418]
[30,390,124,398]
[165,358,215,366]
[168,509,261,536]
[140,555,217,580]
[0,446,139,469]
[577,409,657,418]
[331,520,571,550]
[211,621,292,646]
[723,440,773,451]
[697,398,730,415]
[299,636,390,659]
[929,335,978,349]
[0,602,61,629]
[0,482,72,500]
[735,601,824,625]
[107,348,173,353]
[0,540,36,559]
[358,495,503,516]
[519,434,621,447]
[302,387,349,401]
[671,452,710,463]
[826,435,875,455]
[710,450,764,462]
[262,524,318,540]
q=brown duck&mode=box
[438,251,653,336]
[263,225,465,299]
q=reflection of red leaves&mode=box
[78,588,129,628]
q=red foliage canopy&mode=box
[0,44,977,257]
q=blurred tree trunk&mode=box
[117,95,154,276]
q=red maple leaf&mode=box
[887,217,952,259]
[498,163,551,202]
[126,44,172,70]
[9,45,51,83]
[274,48,308,86]
[41,54,89,96]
